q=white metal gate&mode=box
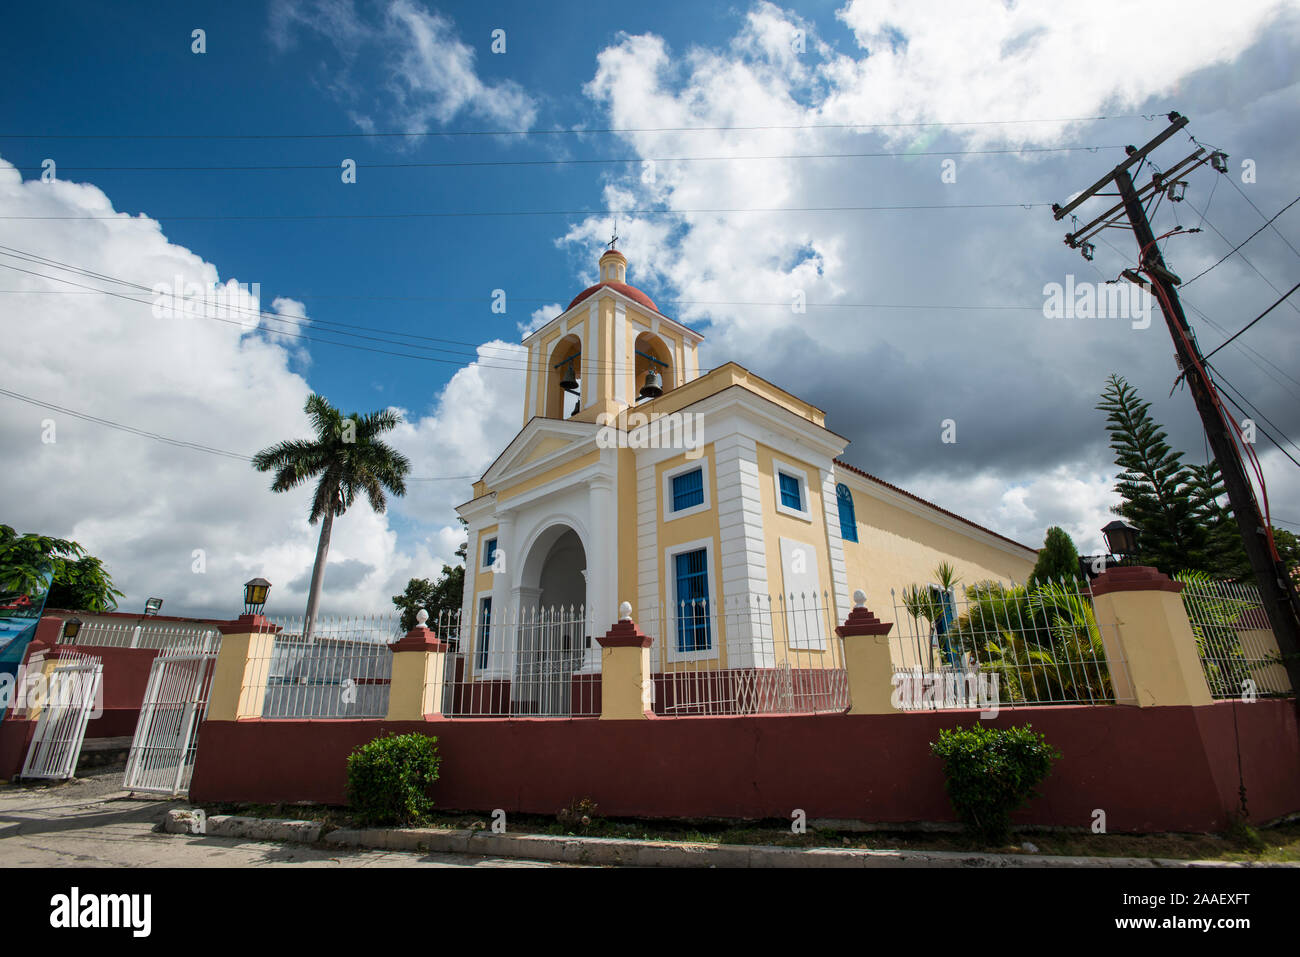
[123,633,220,796]
[21,652,104,781]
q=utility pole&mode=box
[1054,112,1300,698]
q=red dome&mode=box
[567,281,659,314]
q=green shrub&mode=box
[346,733,441,827]
[930,723,1060,845]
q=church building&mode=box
[456,246,1037,689]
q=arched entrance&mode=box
[514,524,590,714]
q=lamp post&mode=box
[1101,520,1140,567]
[143,597,163,616]
[61,617,81,643]
[243,578,271,616]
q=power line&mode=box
[10,144,1125,173]
[1207,366,1300,470]
[0,386,479,480]
[0,200,1053,222]
[1181,197,1300,315]
[0,113,1151,141]
[1224,170,1300,262]
[1182,192,1300,287]
[1202,280,1300,362]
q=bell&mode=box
[559,360,579,393]
[638,369,663,399]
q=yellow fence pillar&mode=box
[1091,566,1212,707]
[386,611,450,720]
[207,615,277,721]
[836,589,896,715]
[597,602,652,720]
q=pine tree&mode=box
[1029,526,1082,585]
[1186,461,1250,580]
[1096,374,1208,573]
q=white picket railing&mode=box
[253,615,398,719]
[635,593,849,716]
[432,605,599,717]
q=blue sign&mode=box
[0,568,53,721]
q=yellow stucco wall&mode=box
[836,470,1036,666]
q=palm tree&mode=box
[253,394,411,641]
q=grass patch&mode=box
[195,800,1300,862]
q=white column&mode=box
[714,434,771,666]
[820,467,851,623]
[489,511,517,678]
[587,474,617,652]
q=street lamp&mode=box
[1102,520,1140,565]
[243,578,272,616]
[62,617,81,642]
[143,597,163,616]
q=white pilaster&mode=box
[713,433,771,667]
[821,468,851,623]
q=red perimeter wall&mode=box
[188,699,1300,833]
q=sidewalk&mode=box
[0,765,565,868]
[162,808,1297,869]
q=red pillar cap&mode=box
[598,619,652,649]
[1091,565,1184,597]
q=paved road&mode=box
[0,764,563,868]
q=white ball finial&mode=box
[416,608,429,626]
[852,589,866,608]
[619,601,632,621]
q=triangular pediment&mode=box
[483,417,599,488]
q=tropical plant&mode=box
[0,525,124,612]
[346,732,441,827]
[253,394,411,641]
[1175,569,1251,696]
[931,723,1060,845]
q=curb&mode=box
[160,810,1286,868]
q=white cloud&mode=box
[0,157,516,619]
[518,302,562,338]
[268,0,538,134]
[564,1,1300,551]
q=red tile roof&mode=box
[567,281,659,313]
[833,458,1038,554]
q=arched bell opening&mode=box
[545,334,583,419]
[634,332,673,403]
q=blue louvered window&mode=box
[837,483,858,542]
[476,597,492,669]
[483,538,498,569]
[671,467,705,512]
[673,549,712,653]
[778,472,803,511]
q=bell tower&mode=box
[519,247,705,426]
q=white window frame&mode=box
[663,537,719,663]
[772,458,813,522]
[481,535,499,570]
[661,456,712,522]
[473,592,495,674]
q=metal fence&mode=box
[1181,577,1292,698]
[889,578,1124,709]
[254,615,398,719]
[432,605,599,717]
[19,650,103,780]
[62,618,222,650]
[636,593,849,716]
[123,636,220,795]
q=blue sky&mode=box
[2,0,1298,617]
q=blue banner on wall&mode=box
[0,568,53,721]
